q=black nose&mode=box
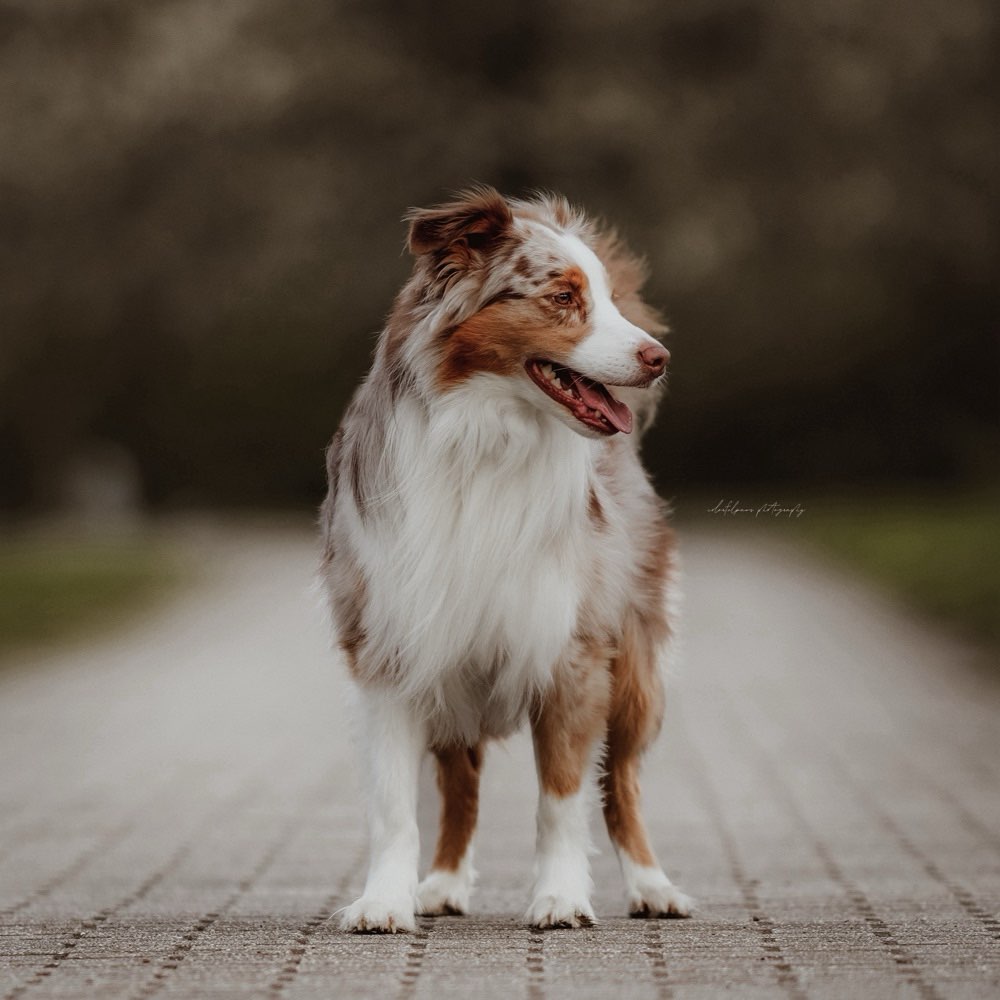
[637,343,669,375]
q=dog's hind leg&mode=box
[416,742,484,916]
[341,688,425,933]
[526,647,611,929]
[601,612,692,918]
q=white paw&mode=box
[340,895,416,933]
[626,866,694,918]
[416,869,471,916]
[526,893,596,929]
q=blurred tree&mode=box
[0,0,996,510]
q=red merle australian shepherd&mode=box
[320,186,691,932]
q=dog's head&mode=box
[394,186,668,439]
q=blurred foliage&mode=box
[800,493,1000,652]
[0,533,181,659]
[0,0,997,509]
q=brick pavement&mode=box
[0,527,997,998]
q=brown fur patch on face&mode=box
[532,639,613,798]
[513,254,534,278]
[555,265,587,312]
[429,743,484,873]
[436,267,592,389]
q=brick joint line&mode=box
[0,798,242,1000]
[717,695,946,1000]
[677,710,809,1000]
[643,920,674,1000]
[397,917,432,998]
[127,768,342,1000]
[769,693,1000,945]
[266,842,366,996]
[526,926,545,1000]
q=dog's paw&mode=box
[340,895,416,934]
[416,869,471,916]
[626,867,693,918]
[526,894,596,929]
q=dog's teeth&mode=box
[541,364,553,378]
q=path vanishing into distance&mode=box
[1,524,998,999]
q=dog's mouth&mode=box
[525,359,633,436]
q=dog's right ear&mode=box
[405,186,513,257]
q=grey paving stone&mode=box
[0,527,998,999]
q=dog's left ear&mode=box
[405,186,513,257]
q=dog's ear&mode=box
[405,186,513,257]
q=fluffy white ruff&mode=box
[620,855,694,918]
[345,379,613,746]
[416,852,475,916]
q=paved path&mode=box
[1,525,998,999]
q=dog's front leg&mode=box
[526,658,611,929]
[342,689,424,933]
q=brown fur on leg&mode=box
[429,743,483,875]
[601,610,665,868]
[532,642,613,797]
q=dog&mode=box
[320,186,691,932]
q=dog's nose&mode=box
[637,343,669,376]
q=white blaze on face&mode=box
[555,232,662,386]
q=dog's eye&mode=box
[551,291,574,306]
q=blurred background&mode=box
[0,0,997,657]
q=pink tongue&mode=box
[577,379,633,434]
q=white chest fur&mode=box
[347,378,600,743]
